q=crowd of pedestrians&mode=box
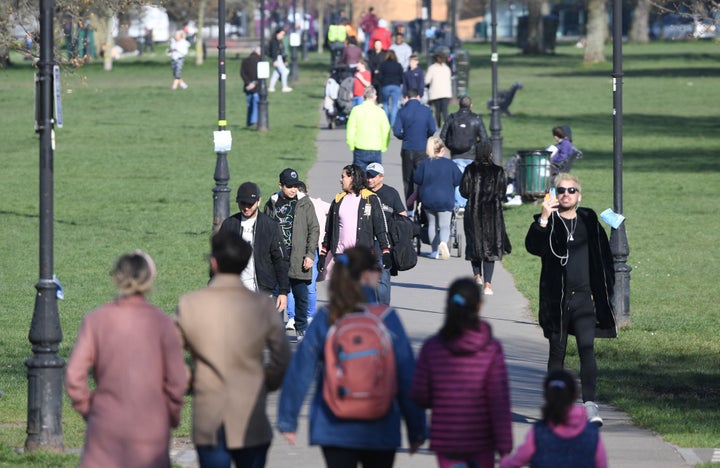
[66,9,618,467]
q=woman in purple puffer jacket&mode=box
[411,277,512,468]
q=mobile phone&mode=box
[550,188,556,199]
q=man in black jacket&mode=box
[240,46,261,127]
[525,173,616,427]
[440,96,489,209]
[220,182,290,312]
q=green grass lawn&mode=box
[1,39,719,462]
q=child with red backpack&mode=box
[411,277,513,468]
[277,246,426,467]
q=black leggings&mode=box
[471,260,495,283]
[430,98,450,127]
[547,291,597,402]
[321,446,395,468]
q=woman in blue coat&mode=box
[277,246,427,467]
[414,136,463,260]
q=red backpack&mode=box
[323,305,397,420]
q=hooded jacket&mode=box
[264,191,320,281]
[525,207,616,339]
[411,321,512,457]
[500,405,608,468]
[321,189,391,255]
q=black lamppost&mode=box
[290,0,299,82]
[610,0,631,326]
[258,0,269,131]
[301,0,308,60]
[26,0,65,452]
[212,0,231,230]
[489,0,503,164]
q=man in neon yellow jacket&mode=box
[346,86,391,169]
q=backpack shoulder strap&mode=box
[365,304,391,320]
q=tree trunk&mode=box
[317,3,325,54]
[196,0,207,65]
[104,15,114,71]
[629,0,650,43]
[524,0,543,54]
[583,0,607,63]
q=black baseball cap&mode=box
[236,182,261,204]
[279,168,300,186]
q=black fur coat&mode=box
[459,161,512,262]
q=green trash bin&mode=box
[517,150,552,200]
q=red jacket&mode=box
[369,27,392,50]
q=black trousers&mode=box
[321,446,395,468]
[547,290,597,402]
[400,149,428,209]
[430,98,450,127]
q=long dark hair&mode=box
[475,139,493,165]
[327,246,376,324]
[439,277,481,341]
[541,369,579,425]
[343,164,367,194]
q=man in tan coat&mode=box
[176,231,291,466]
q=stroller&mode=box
[323,66,354,129]
[414,203,463,258]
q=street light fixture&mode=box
[26,0,65,451]
[610,0,631,326]
[489,0,503,164]
[212,0,231,231]
[258,0,269,131]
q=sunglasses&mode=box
[556,186,579,195]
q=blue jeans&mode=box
[196,426,269,468]
[246,93,259,126]
[352,96,364,107]
[375,240,391,305]
[287,256,318,320]
[453,158,473,208]
[381,84,402,126]
[289,278,310,332]
[353,149,382,168]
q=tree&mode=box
[584,0,608,63]
[629,0,651,43]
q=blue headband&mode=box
[548,380,566,389]
[450,293,466,306]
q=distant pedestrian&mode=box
[359,7,379,52]
[460,140,512,296]
[346,86,391,167]
[389,32,412,71]
[240,46,261,127]
[169,30,190,90]
[352,60,372,107]
[441,95,489,208]
[176,231,290,467]
[340,36,363,68]
[66,251,186,468]
[413,136,462,260]
[317,164,393,281]
[525,173,617,426]
[377,50,404,126]
[268,27,292,92]
[425,52,452,127]
[264,168,320,340]
[369,18,392,51]
[393,88,436,211]
[500,369,608,468]
[367,39,387,92]
[412,277,513,468]
[220,182,290,313]
[366,162,406,304]
[277,246,427,467]
[402,54,425,99]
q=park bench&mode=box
[204,37,257,59]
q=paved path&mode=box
[172,114,699,467]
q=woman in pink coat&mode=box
[411,277,512,467]
[66,251,186,468]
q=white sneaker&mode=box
[504,195,522,207]
[282,86,293,92]
[430,251,439,259]
[269,87,276,92]
[285,317,295,330]
[584,401,603,427]
[438,242,450,260]
[180,83,188,89]
[484,287,494,296]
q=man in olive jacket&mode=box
[264,168,320,339]
[176,231,290,466]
